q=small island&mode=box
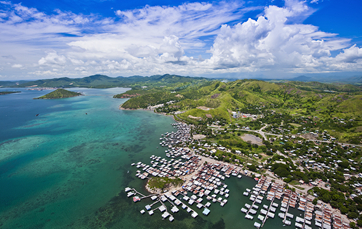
[35,89,82,99]
[0,91,20,95]
[146,177,184,194]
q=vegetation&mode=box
[147,177,184,191]
[4,74,362,223]
[120,79,362,143]
[0,91,20,95]
[35,89,82,99]
[7,74,210,89]
[120,77,362,223]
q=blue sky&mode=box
[1,0,362,80]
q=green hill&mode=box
[35,89,82,99]
[10,74,210,89]
[119,79,362,143]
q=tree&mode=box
[357,220,362,227]
[348,212,359,219]
[312,198,318,205]
[350,222,357,229]
[274,167,290,178]
[340,206,348,214]
[248,164,257,172]
[321,193,331,203]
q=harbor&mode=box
[126,122,245,222]
[241,177,351,229]
[126,122,352,228]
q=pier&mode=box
[302,202,307,229]
[261,194,275,227]
[125,122,244,222]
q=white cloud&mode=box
[334,45,362,63]
[205,0,358,74]
[11,64,22,68]
[38,52,67,66]
[0,0,361,79]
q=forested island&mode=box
[0,91,20,95]
[35,89,82,99]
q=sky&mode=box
[0,0,362,80]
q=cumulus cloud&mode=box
[38,52,67,66]
[334,45,362,63]
[0,0,361,79]
[206,0,358,73]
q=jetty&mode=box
[260,189,275,227]
[125,122,250,222]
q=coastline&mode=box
[119,105,177,121]
[33,94,82,100]
[126,107,352,226]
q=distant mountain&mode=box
[0,80,30,87]
[2,73,361,89]
[345,76,362,83]
[287,75,362,84]
[289,75,313,82]
[3,74,211,88]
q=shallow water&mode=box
[0,88,318,229]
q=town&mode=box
[125,114,362,228]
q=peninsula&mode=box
[35,89,82,99]
[0,91,20,95]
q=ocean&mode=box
[0,88,317,229]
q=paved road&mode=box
[176,114,361,147]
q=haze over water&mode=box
[0,88,316,229]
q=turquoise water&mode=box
[0,88,317,229]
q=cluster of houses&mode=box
[231,111,261,119]
[242,177,351,229]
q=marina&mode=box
[126,122,244,222]
[126,122,353,228]
[240,177,352,229]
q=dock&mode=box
[125,122,247,222]
[261,192,275,227]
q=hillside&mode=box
[35,89,82,99]
[118,79,362,143]
[5,74,210,89]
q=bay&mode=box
[0,88,317,229]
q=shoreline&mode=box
[129,108,352,226]
[119,105,177,121]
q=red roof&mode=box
[133,196,141,202]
